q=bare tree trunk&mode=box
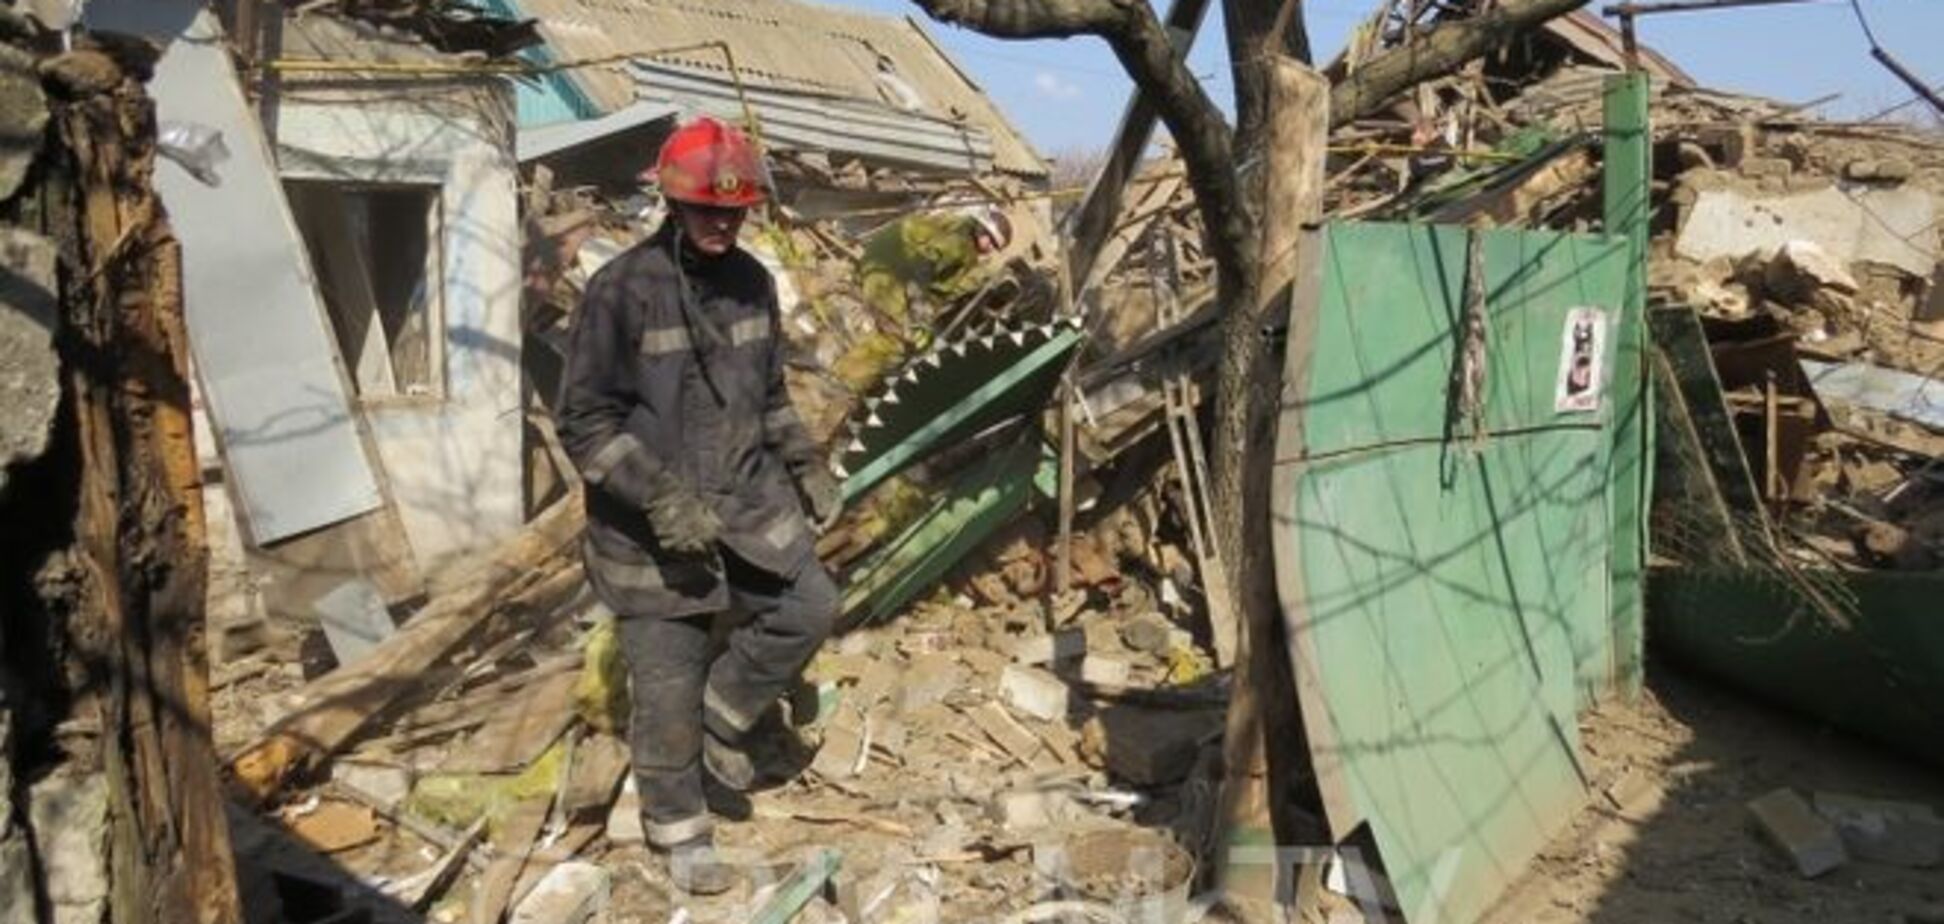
[1,41,242,924]
[1225,0,1313,151]
[905,3,1599,918]
[1207,56,1330,920]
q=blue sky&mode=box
[830,0,1944,157]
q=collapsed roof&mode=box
[493,0,1048,178]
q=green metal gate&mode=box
[1271,221,1639,923]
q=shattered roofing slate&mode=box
[1547,10,1692,85]
[505,0,1046,176]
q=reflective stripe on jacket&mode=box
[557,223,822,617]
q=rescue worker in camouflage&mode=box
[834,205,1014,391]
[556,116,841,896]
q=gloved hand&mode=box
[646,488,722,556]
[797,467,842,532]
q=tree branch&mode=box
[911,0,1250,292]
[1329,0,1590,126]
[907,0,1129,37]
[1226,0,1313,151]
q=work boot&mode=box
[702,728,757,792]
[702,772,752,821]
[663,834,738,896]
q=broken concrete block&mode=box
[1,834,34,924]
[1120,613,1174,655]
[510,861,610,924]
[605,776,643,847]
[959,648,1009,680]
[1813,792,1944,868]
[0,46,46,202]
[851,658,905,712]
[811,709,868,780]
[1011,629,1086,666]
[28,773,108,923]
[1077,657,1131,687]
[871,715,909,760]
[1765,240,1859,301]
[0,228,60,496]
[332,761,412,812]
[1749,788,1847,877]
[1874,156,1915,183]
[990,788,1079,832]
[900,653,964,712]
[1677,186,1938,279]
[999,665,1071,722]
[1740,156,1792,179]
[1083,705,1215,786]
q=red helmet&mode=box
[653,116,769,208]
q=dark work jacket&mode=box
[557,223,822,618]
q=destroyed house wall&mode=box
[276,79,527,577]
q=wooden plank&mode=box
[1078,172,1188,298]
[963,702,1043,766]
[471,799,549,924]
[1062,0,1212,294]
[440,669,580,773]
[228,499,585,803]
[559,734,629,821]
[1150,224,1232,665]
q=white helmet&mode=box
[959,205,1013,250]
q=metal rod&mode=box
[1602,0,1819,15]
[264,39,734,76]
[1868,46,1944,117]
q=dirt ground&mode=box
[1482,663,1944,924]
[569,658,1944,924]
[203,466,1943,924]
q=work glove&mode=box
[797,467,842,532]
[645,488,722,556]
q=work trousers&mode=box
[615,551,837,848]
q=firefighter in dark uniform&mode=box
[556,117,841,895]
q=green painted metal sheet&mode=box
[1274,222,1635,924]
[1603,72,1653,700]
[1649,569,1944,768]
[840,435,1056,625]
[839,320,1082,503]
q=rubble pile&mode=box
[1292,3,1944,578]
[188,0,1944,920]
[217,472,1226,922]
[1641,104,1944,574]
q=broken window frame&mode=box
[285,178,448,405]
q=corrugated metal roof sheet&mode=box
[517,98,678,162]
[629,60,997,175]
[507,0,1046,177]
